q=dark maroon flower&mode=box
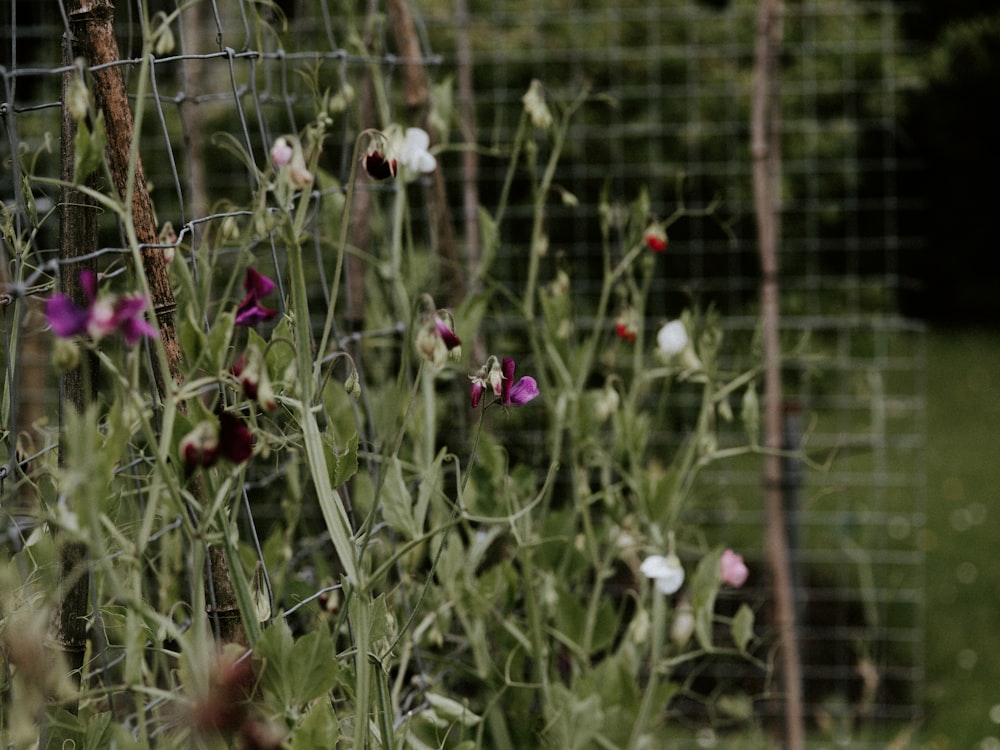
[218,412,254,464]
[179,413,253,473]
[180,421,219,473]
[364,147,397,180]
[235,268,278,327]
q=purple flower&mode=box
[470,356,539,408]
[235,268,278,327]
[501,357,539,407]
[46,269,156,346]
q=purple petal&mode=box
[244,267,276,298]
[470,381,485,408]
[46,294,91,338]
[435,317,461,350]
[500,357,516,404]
[115,297,158,345]
[235,299,278,327]
[508,376,539,406]
[79,269,98,303]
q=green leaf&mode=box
[644,465,680,530]
[414,447,447,532]
[290,625,340,702]
[332,431,359,487]
[380,456,417,539]
[731,603,756,653]
[206,310,235,374]
[367,593,392,644]
[179,307,206,367]
[741,382,760,447]
[424,692,481,727]
[256,618,296,705]
[73,111,106,181]
[691,548,723,652]
[291,699,339,749]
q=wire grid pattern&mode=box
[1,0,925,738]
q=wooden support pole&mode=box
[751,0,805,747]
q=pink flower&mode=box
[270,137,294,170]
[46,269,156,346]
[720,549,749,588]
[235,268,278,327]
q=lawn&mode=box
[921,327,1000,748]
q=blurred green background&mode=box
[922,328,1000,749]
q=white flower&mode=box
[656,320,688,357]
[639,554,685,595]
[399,127,436,175]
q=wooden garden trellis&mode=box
[52,0,246,708]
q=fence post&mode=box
[46,8,105,712]
[55,0,247,662]
[751,0,805,747]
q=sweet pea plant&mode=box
[1,64,770,749]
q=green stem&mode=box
[627,590,668,749]
[285,192,375,746]
[314,129,382,392]
[522,92,586,323]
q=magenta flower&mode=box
[501,357,539,406]
[46,269,156,346]
[235,268,278,327]
[720,549,749,588]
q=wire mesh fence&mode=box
[1,0,925,743]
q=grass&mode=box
[921,327,1000,748]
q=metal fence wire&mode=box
[1,0,924,739]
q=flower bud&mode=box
[180,421,219,473]
[154,19,175,56]
[52,337,81,372]
[522,79,553,129]
[344,367,361,397]
[67,75,91,122]
[671,598,695,647]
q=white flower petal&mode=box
[640,553,685,595]
[403,127,431,153]
[656,320,688,357]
